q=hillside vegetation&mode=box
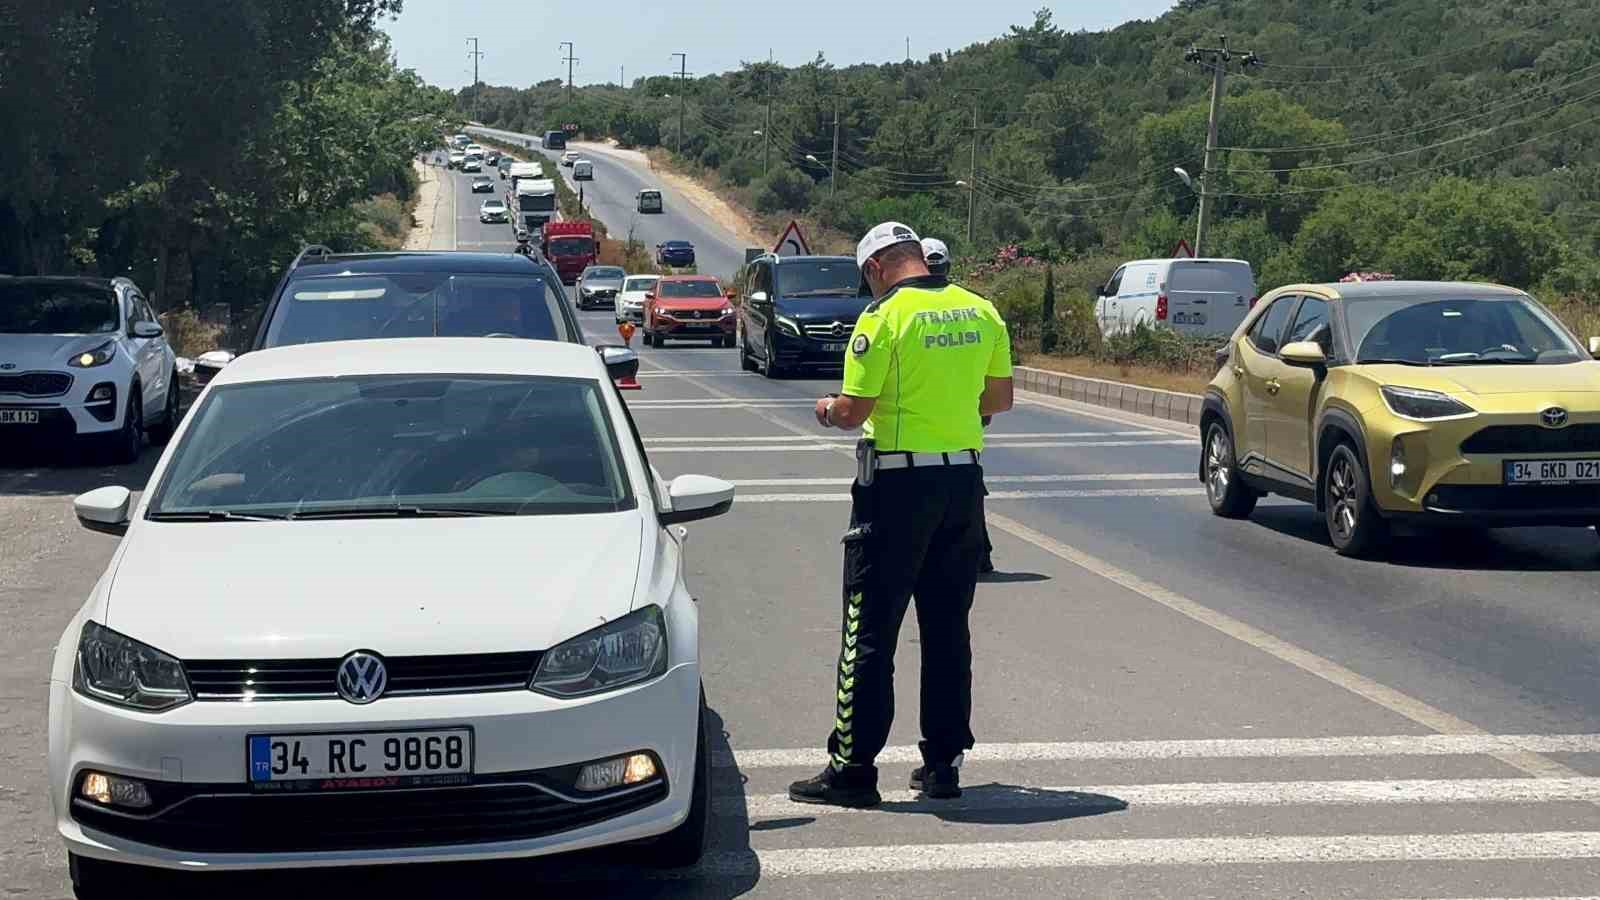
[460,0,1600,303]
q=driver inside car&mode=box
[442,285,524,337]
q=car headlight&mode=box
[1380,386,1475,421]
[775,315,801,337]
[68,340,116,368]
[530,606,667,698]
[581,286,595,295]
[72,622,192,711]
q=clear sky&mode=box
[381,1,1176,90]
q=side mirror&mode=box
[749,291,768,304]
[1589,336,1599,358]
[74,486,132,536]
[660,474,735,525]
[132,321,164,339]
[597,344,640,381]
[1280,341,1328,368]
[194,349,236,385]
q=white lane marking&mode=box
[728,777,1600,819]
[728,473,1196,487]
[735,488,1205,503]
[680,833,1600,877]
[643,431,1165,444]
[650,440,1196,453]
[626,399,814,408]
[714,733,1600,769]
[982,510,1584,782]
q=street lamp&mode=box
[1174,167,1203,254]
[752,130,763,136]
[1173,166,1195,190]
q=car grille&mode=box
[71,776,667,853]
[184,651,542,701]
[1427,484,1600,512]
[671,309,721,321]
[803,322,854,339]
[0,371,72,397]
[1460,424,1600,455]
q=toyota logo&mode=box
[1540,406,1570,429]
[335,651,388,704]
[830,321,846,338]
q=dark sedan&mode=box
[470,175,495,193]
[655,240,695,268]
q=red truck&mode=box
[542,221,596,285]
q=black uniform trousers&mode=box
[825,462,986,778]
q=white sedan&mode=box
[50,338,733,895]
[616,274,660,325]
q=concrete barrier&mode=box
[1015,365,1203,427]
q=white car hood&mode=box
[619,291,650,307]
[102,513,645,659]
[0,333,117,371]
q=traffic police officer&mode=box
[922,237,996,573]
[789,222,1013,808]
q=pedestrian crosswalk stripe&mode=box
[673,832,1600,877]
[712,733,1600,769]
[722,777,1600,819]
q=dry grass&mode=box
[159,308,226,359]
[1019,353,1214,396]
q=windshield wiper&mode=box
[288,505,514,520]
[1356,357,1433,366]
[1433,354,1537,365]
[147,510,286,522]
[785,289,860,297]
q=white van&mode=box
[637,188,663,214]
[1094,258,1256,337]
[573,159,594,181]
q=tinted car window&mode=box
[777,260,867,297]
[588,267,625,279]
[1285,297,1331,349]
[263,272,564,346]
[1348,295,1583,365]
[1168,262,1254,293]
[0,283,120,334]
[1103,266,1125,296]
[1248,297,1296,355]
[623,277,657,293]
[659,280,722,299]
[549,237,594,256]
[151,375,632,518]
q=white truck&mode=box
[515,178,558,230]
[507,161,542,192]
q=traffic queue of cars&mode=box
[45,242,734,897]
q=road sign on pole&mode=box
[1172,238,1194,259]
[773,220,812,257]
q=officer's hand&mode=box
[814,396,833,428]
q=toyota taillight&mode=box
[1155,295,1168,321]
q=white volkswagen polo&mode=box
[48,337,734,896]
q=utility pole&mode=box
[620,65,625,89]
[671,51,688,156]
[560,42,577,103]
[1183,36,1260,256]
[829,98,840,200]
[466,38,483,124]
[957,90,995,245]
[763,74,772,176]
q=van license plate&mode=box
[1504,459,1600,485]
[0,410,39,424]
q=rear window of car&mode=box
[659,280,722,299]
[0,283,119,334]
[263,272,567,346]
[1169,262,1255,294]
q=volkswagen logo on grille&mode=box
[335,651,388,704]
[1540,406,1570,429]
[830,321,846,338]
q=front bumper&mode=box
[653,314,734,337]
[1368,400,1600,526]
[581,291,618,307]
[1,371,128,441]
[770,329,849,368]
[51,662,700,870]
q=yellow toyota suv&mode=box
[1201,281,1600,557]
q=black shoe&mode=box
[789,766,881,808]
[909,764,961,799]
[978,556,996,574]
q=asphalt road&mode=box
[5,164,1600,896]
[467,125,751,281]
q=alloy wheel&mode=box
[1205,429,1231,501]
[1328,455,1358,541]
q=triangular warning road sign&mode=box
[773,220,812,257]
[1172,238,1194,259]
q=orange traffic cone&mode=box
[617,320,636,346]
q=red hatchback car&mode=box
[642,275,736,347]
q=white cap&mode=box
[856,221,921,271]
[920,237,949,263]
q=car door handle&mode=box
[1265,379,1281,395]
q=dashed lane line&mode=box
[713,733,1600,769]
[736,488,1205,502]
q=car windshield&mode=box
[483,201,504,209]
[660,281,722,299]
[0,283,120,334]
[149,375,633,519]
[623,277,658,293]
[778,260,867,297]
[549,237,594,256]
[664,242,691,250]
[1348,295,1584,365]
[262,272,567,346]
[587,267,625,280]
